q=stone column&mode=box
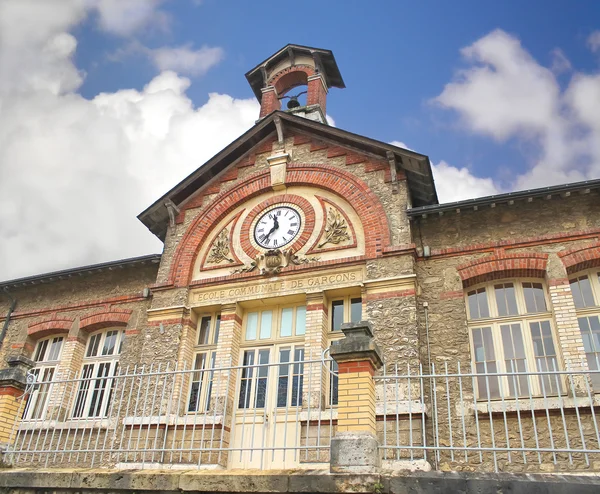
[0,356,33,447]
[303,292,328,409]
[330,321,383,472]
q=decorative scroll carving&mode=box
[318,207,350,248]
[206,228,234,264]
[232,249,319,276]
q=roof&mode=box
[137,110,439,240]
[407,178,600,219]
[0,254,161,290]
[245,44,345,101]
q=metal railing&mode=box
[6,358,338,469]
[376,361,600,473]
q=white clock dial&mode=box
[254,206,302,249]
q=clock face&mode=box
[253,206,302,249]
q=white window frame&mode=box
[241,304,307,344]
[569,269,600,390]
[466,279,561,400]
[24,335,65,420]
[329,295,362,333]
[72,328,124,419]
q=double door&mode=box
[230,345,305,469]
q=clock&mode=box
[253,206,302,249]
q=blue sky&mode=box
[74,0,600,191]
[0,0,599,279]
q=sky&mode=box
[0,0,599,281]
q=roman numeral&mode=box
[273,239,278,247]
[269,213,273,220]
[276,210,282,216]
[257,228,264,233]
[290,222,298,227]
[287,229,294,235]
[258,234,266,242]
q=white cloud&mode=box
[149,44,224,76]
[434,28,600,190]
[390,141,499,203]
[0,1,258,280]
[93,0,170,36]
[550,48,572,74]
[588,30,600,53]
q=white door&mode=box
[230,345,305,469]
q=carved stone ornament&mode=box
[232,249,319,276]
[206,228,235,264]
[318,207,351,248]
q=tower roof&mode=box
[245,44,345,101]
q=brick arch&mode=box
[169,164,391,286]
[79,309,132,333]
[270,65,314,96]
[28,318,74,340]
[558,241,600,275]
[457,252,549,288]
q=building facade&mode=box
[1,45,600,474]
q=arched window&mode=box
[466,279,559,399]
[24,336,65,420]
[72,328,124,418]
[569,270,600,388]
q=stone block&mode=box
[330,431,380,473]
[179,470,289,492]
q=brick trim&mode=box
[558,241,600,275]
[337,361,375,376]
[269,65,314,95]
[365,289,416,301]
[169,165,390,287]
[79,309,132,333]
[28,318,74,339]
[457,251,548,288]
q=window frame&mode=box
[241,303,307,345]
[24,335,66,421]
[72,328,124,419]
[568,269,600,390]
[329,295,362,333]
[465,279,561,400]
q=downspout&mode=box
[0,288,17,349]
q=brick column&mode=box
[304,292,328,409]
[330,321,383,472]
[259,86,280,118]
[0,356,33,447]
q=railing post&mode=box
[330,321,383,473]
[0,356,33,449]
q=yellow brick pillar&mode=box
[0,356,34,447]
[330,321,383,473]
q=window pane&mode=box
[198,316,211,345]
[523,282,547,313]
[331,300,344,331]
[330,360,339,406]
[260,311,272,339]
[468,288,489,319]
[295,306,306,336]
[472,327,499,399]
[500,323,529,397]
[529,320,559,394]
[255,349,270,408]
[246,313,258,341]
[495,283,518,316]
[570,276,595,308]
[238,351,255,408]
[292,348,304,407]
[280,308,293,337]
[34,339,49,362]
[188,353,207,412]
[578,315,600,390]
[73,364,95,418]
[350,298,362,323]
[102,330,118,356]
[47,337,64,361]
[86,334,101,358]
[277,349,290,407]
[213,315,221,344]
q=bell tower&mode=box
[245,44,345,124]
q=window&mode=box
[188,313,220,412]
[24,336,64,420]
[569,271,600,389]
[466,280,559,399]
[330,296,362,331]
[238,304,307,410]
[72,329,124,418]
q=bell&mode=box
[287,97,301,109]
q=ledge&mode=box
[0,468,600,493]
[473,394,600,414]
